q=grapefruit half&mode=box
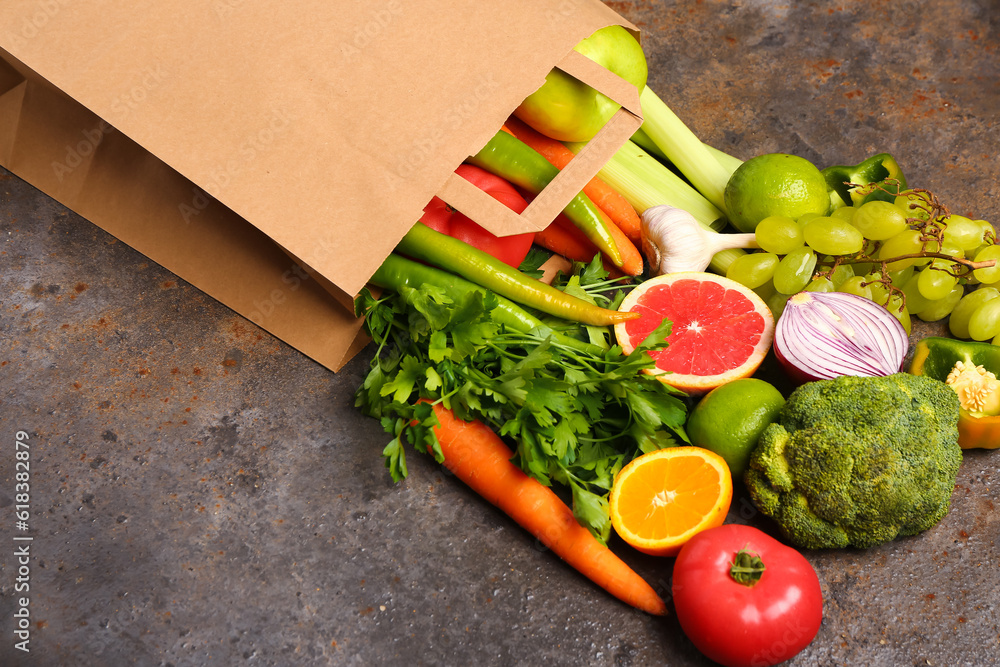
[614,272,775,395]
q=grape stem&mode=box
[812,183,997,314]
[833,253,997,272]
[815,251,997,315]
[814,257,906,312]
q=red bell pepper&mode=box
[419,164,535,268]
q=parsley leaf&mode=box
[381,419,408,483]
[570,478,611,544]
[517,246,553,280]
[355,279,689,540]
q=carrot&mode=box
[535,215,608,268]
[536,214,600,262]
[551,213,642,277]
[504,116,643,245]
[535,216,625,278]
[423,401,668,616]
[594,210,644,277]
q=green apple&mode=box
[514,25,647,143]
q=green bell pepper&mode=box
[907,336,1000,449]
[822,153,907,208]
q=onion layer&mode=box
[774,291,909,383]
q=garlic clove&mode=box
[641,206,706,274]
[641,205,759,275]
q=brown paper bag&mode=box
[0,0,642,371]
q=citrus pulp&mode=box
[609,446,733,556]
[614,272,775,395]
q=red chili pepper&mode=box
[419,164,535,268]
[468,129,624,267]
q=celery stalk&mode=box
[706,144,743,177]
[629,127,669,162]
[567,139,726,230]
[566,139,745,275]
[632,127,744,178]
[638,87,736,215]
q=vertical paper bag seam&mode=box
[0,79,27,166]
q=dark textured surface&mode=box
[2,1,999,665]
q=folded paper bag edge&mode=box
[0,1,640,305]
[425,45,644,240]
[0,3,643,372]
[306,14,644,297]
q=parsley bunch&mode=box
[354,258,689,542]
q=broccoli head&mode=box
[745,372,962,549]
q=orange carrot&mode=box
[535,216,625,278]
[552,213,642,277]
[594,210,644,277]
[536,215,600,262]
[424,401,667,616]
[505,116,643,244]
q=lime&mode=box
[685,378,785,480]
[724,154,831,233]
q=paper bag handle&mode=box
[436,48,643,237]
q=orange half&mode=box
[609,447,733,556]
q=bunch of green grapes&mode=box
[725,187,998,339]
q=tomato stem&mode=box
[729,547,766,586]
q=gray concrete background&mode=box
[2,1,999,665]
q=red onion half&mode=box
[774,291,908,384]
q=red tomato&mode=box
[419,164,535,268]
[672,524,823,667]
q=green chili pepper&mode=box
[467,129,624,267]
[395,222,637,327]
[367,253,608,355]
[822,153,908,208]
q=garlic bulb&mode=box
[641,205,759,275]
